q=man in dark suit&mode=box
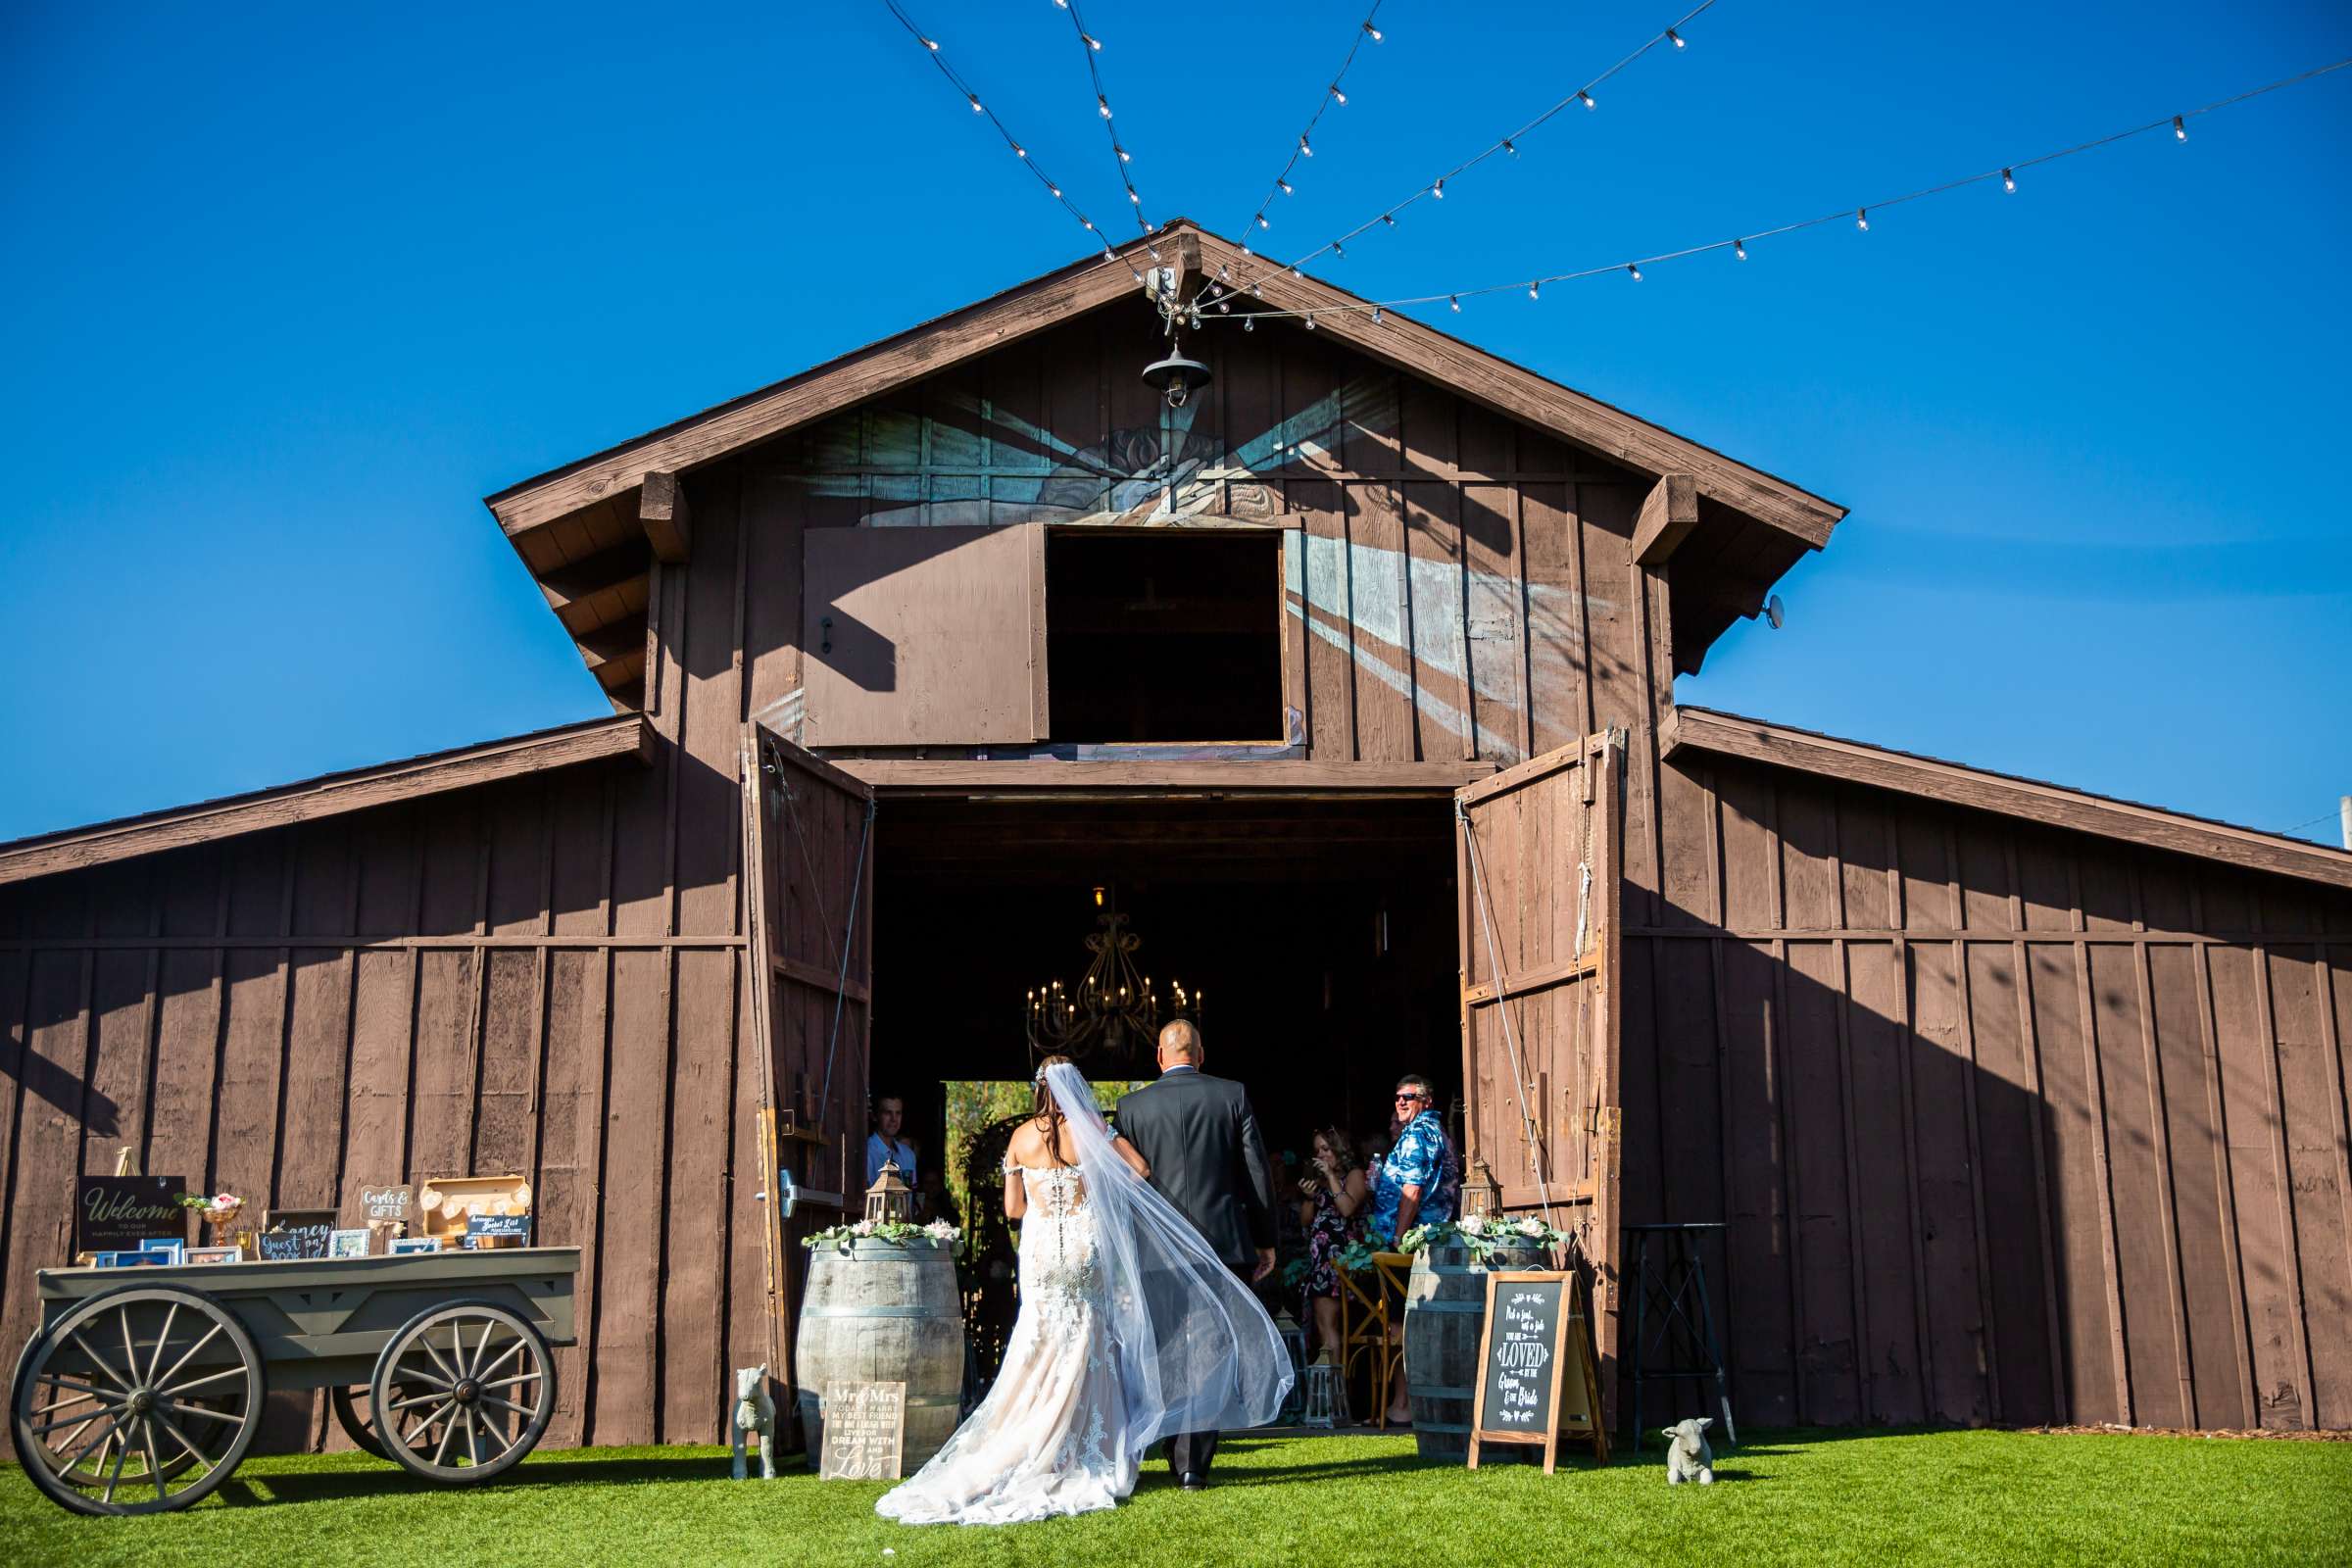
[1113,1019,1277,1492]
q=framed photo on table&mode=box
[138,1240,186,1265]
[185,1246,241,1265]
[387,1237,443,1255]
[328,1229,371,1259]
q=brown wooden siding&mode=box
[1621,750,2352,1431]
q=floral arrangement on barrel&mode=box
[802,1217,961,1252]
[1398,1212,1580,1263]
[177,1191,244,1241]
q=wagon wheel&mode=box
[8,1285,264,1516]
[330,1384,392,1460]
[369,1299,555,1485]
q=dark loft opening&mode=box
[1047,530,1283,743]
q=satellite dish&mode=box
[1764,594,1786,630]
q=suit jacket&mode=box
[1114,1069,1277,1268]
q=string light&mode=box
[1667,26,1685,47]
[1063,0,1151,234]
[1200,59,2351,330]
[2001,167,2015,192]
[2174,115,2188,140]
[882,0,1110,256]
[1371,305,1384,323]
[1304,312,1318,329]
[1229,5,1387,246]
[1187,0,1713,317]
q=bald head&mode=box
[1156,1019,1203,1069]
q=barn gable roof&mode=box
[485,219,1846,700]
[1666,706,2352,891]
[0,715,653,888]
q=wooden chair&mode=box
[1337,1251,1417,1426]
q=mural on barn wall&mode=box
[766,362,1629,766]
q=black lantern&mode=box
[1142,346,1211,410]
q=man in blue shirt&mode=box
[1368,1073,1457,1424]
[866,1096,918,1190]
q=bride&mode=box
[876,1055,1294,1526]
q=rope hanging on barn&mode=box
[768,754,877,1131]
[1455,794,1559,1227]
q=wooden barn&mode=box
[3,219,2346,1448]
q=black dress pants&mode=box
[1162,1258,1257,1476]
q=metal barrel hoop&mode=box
[8,1283,266,1516]
[369,1298,557,1485]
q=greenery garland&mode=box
[801,1218,961,1251]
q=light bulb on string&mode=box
[1243,316,1255,332]
[1578,90,1595,110]
[1082,31,1101,50]
[1734,238,1747,261]
[1502,139,1518,157]
[921,35,939,50]
[1432,179,1446,199]
[1050,185,1062,197]
[1299,134,1314,157]
[1257,214,1270,229]
[1332,85,1348,105]
[1304,313,1317,330]
[1855,208,1870,231]
[1364,21,1382,41]
[968,94,984,114]
[1099,96,1112,119]
[1380,214,1396,227]
[1528,280,1540,301]
[1371,306,1384,323]
[1217,264,1230,280]
[1217,300,1229,313]
[1667,27,1685,48]
[1448,295,1461,313]
[1332,241,1346,259]
[1627,264,1642,281]
[1129,190,1141,205]
[1250,281,1264,297]
[1116,144,1131,162]
[2001,168,2015,193]
[1278,178,1293,195]
[2174,116,2187,141]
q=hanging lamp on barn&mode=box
[1141,335,1210,410]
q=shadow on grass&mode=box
[214,1454,765,1507]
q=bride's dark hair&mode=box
[1031,1054,1075,1164]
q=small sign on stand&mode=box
[1467,1270,1609,1474]
[256,1209,338,1260]
[818,1381,906,1481]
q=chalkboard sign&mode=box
[359,1184,413,1227]
[1467,1270,1608,1474]
[257,1208,337,1261]
[819,1381,906,1481]
[75,1175,187,1256]
[466,1213,532,1244]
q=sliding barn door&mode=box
[741,719,876,1419]
[1454,730,1625,1416]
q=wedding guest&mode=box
[867,1095,920,1188]
[1369,1075,1459,1423]
[1294,1127,1367,1363]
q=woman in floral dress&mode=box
[1294,1127,1368,1364]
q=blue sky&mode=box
[2,1,2346,845]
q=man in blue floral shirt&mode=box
[1368,1074,1458,1246]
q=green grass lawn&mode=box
[6,1429,2347,1567]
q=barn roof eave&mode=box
[0,714,654,889]
[1665,706,2352,892]
[481,220,1846,552]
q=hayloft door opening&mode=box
[1045,529,1285,744]
[1453,732,1625,1421]
[742,719,877,1422]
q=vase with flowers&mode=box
[177,1191,245,1244]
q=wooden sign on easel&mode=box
[1467,1270,1610,1474]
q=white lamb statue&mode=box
[1662,1416,1715,1485]
[732,1364,776,1480]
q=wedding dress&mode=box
[876,1061,1293,1527]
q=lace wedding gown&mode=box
[874,1160,1138,1525]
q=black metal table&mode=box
[9,1247,578,1515]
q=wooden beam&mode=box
[0,716,655,887]
[1664,706,2352,891]
[578,619,650,689]
[831,760,1494,796]
[537,537,653,629]
[639,471,692,564]
[1631,472,1700,564]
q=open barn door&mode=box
[1454,730,1625,1420]
[741,719,876,1428]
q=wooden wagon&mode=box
[9,1247,578,1516]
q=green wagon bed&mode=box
[10,1247,579,1516]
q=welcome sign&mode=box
[76,1176,186,1255]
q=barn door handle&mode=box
[820,615,834,655]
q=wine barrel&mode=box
[796,1240,966,1474]
[1401,1240,1547,1460]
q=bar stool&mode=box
[1336,1264,1394,1424]
[1623,1221,1736,1450]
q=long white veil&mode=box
[1043,1060,1295,1450]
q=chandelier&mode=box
[1025,888,1200,1067]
